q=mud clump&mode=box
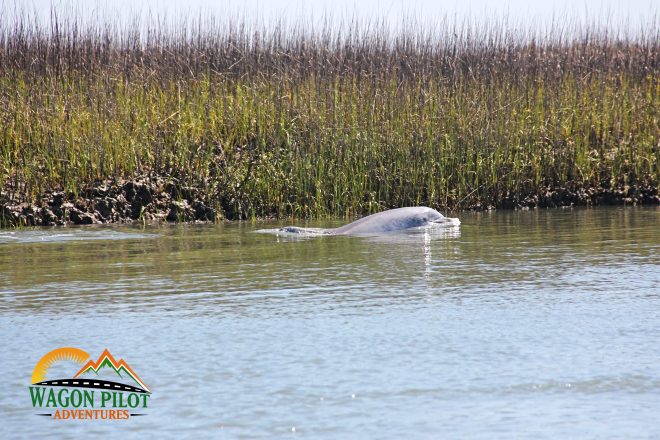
[490,183,659,211]
[0,176,220,227]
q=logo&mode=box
[29,347,151,420]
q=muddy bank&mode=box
[0,178,658,228]
[479,183,659,210]
[0,176,219,227]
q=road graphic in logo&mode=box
[29,347,151,420]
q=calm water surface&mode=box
[1,207,659,439]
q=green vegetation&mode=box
[0,12,658,221]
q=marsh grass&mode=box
[0,9,658,219]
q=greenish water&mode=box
[1,207,659,439]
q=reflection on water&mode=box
[0,207,659,438]
[0,228,158,244]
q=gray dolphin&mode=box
[275,207,459,236]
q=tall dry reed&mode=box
[1,10,657,218]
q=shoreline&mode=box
[1,177,657,228]
[1,15,657,228]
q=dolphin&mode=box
[274,207,459,236]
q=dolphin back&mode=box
[265,206,459,236]
[333,207,445,235]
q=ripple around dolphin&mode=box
[255,227,330,237]
[256,207,461,237]
[0,228,158,244]
[255,223,461,239]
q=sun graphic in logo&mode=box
[31,347,150,393]
[28,347,152,420]
[31,347,91,384]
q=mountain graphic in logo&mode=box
[73,349,149,392]
[29,347,152,420]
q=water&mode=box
[1,207,658,439]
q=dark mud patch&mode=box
[1,176,219,227]
[489,183,659,211]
